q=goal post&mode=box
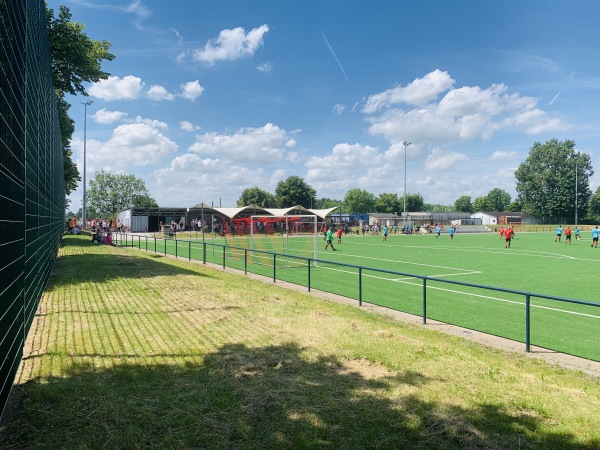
[246,214,318,267]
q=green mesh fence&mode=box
[0,0,64,416]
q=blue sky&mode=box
[49,0,600,211]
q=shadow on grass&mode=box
[1,343,593,449]
[50,235,215,288]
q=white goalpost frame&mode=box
[248,214,318,267]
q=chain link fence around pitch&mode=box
[0,0,64,416]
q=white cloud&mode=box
[89,75,144,101]
[363,69,571,146]
[333,103,346,115]
[363,69,455,113]
[124,0,151,18]
[424,148,469,171]
[188,123,297,163]
[76,120,177,173]
[193,25,269,65]
[491,150,518,160]
[147,85,175,101]
[92,108,127,124]
[180,121,198,132]
[306,143,381,169]
[257,62,273,73]
[154,153,271,204]
[180,80,204,101]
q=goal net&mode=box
[221,215,319,268]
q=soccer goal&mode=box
[244,215,319,268]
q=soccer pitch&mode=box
[121,230,600,361]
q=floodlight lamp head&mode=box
[403,140,411,147]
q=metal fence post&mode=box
[203,242,206,264]
[175,239,178,259]
[273,254,277,282]
[188,241,191,261]
[423,277,427,324]
[222,246,226,269]
[244,249,247,275]
[308,259,311,292]
[359,267,362,306]
[525,293,531,352]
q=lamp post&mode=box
[402,140,411,232]
[575,161,578,226]
[81,100,93,230]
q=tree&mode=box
[515,139,592,221]
[237,187,277,207]
[47,5,115,198]
[87,171,157,217]
[588,187,600,220]
[405,193,424,212]
[375,193,400,213]
[485,188,511,211]
[274,176,316,208]
[423,203,451,212]
[472,196,489,212]
[453,195,473,213]
[343,189,376,213]
[507,199,523,212]
[313,198,342,209]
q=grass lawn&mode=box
[1,234,600,449]
[118,230,600,362]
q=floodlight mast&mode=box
[403,141,411,232]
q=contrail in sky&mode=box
[549,88,566,105]
[322,33,350,82]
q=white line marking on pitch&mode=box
[325,252,477,273]
[318,266,600,320]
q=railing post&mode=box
[308,259,311,292]
[422,277,427,324]
[154,237,156,253]
[359,267,362,306]
[525,293,531,352]
[145,236,148,251]
[175,239,178,258]
[273,254,277,282]
[188,241,191,261]
[222,246,226,269]
[164,238,166,256]
[244,249,247,275]
[203,242,206,264]
[138,235,141,249]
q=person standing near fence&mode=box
[592,226,599,248]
